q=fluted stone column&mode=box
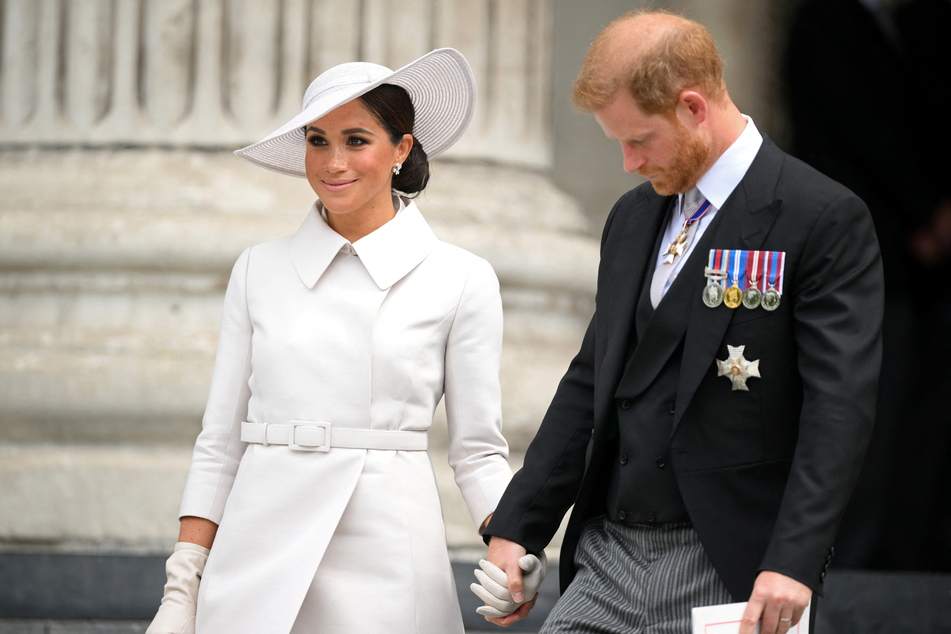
[0,0,597,551]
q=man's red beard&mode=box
[642,121,712,196]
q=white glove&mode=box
[470,551,547,618]
[145,542,210,634]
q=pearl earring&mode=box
[392,162,402,176]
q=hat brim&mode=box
[234,48,476,178]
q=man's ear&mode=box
[679,90,708,125]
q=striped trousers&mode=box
[541,516,732,634]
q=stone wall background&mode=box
[0,0,787,556]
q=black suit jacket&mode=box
[485,137,884,600]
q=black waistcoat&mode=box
[606,218,690,525]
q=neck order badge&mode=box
[703,249,786,310]
[663,194,712,265]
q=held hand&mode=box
[470,537,541,627]
[145,542,210,634]
[738,571,812,634]
[519,551,547,603]
[471,551,548,617]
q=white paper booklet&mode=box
[691,600,810,634]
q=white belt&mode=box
[240,421,428,452]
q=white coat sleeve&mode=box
[444,256,513,529]
[178,248,253,524]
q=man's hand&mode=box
[472,551,547,618]
[738,571,812,634]
[477,536,536,627]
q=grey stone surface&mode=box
[0,622,46,634]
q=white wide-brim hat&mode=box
[234,48,476,178]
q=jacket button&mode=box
[655,456,667,469]
[620,399,632,409]
[666,402,675,414]
[619,454,629,465]
[618,510,627,521]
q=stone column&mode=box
[0,0,597,551]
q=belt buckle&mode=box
[288,421,331,452]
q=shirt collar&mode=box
[290,196,437,290]
[694,115,763,209]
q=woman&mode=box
[147,48,513,633]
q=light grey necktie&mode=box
[649,187,702,307]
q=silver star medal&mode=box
[716,345,761,391]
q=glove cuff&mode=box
[173,541,210,557]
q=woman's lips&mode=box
[322,180,356,192]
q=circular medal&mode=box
[723,284,743,309]
[702,282,724,308]
[761,288,781,311]
[742,287,762,309]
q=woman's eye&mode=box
[307,135,327,146]
[347,136,368,146]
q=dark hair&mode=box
[359,84,430,196]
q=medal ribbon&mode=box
[685,199,712,228]
[707,249,786,297]
[766,250,786,293]
[731,249,742,286]
[707,249,786,295]
[748,250,761,290]
[709,249,728,289]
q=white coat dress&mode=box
[178,198,513,633]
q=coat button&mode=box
[655,456,667,469]
[619,454,629,465]
[618,510,627,521]
[620,399,632,409]
[666,402,675,414]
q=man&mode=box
[479,10,883,634]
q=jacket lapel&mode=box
[596,189,674,402]
[617,210,720,399]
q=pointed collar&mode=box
[290,197,438,290]
[695,115,763,210]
